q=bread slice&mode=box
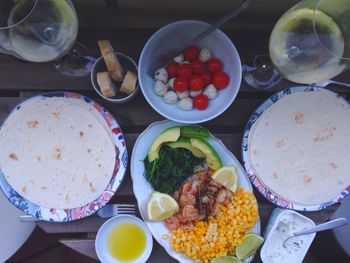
[120,70,137,95]
[97,72,117,98]
[98,40,124,82]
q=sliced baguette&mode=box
[97,72,117,98]
[120,70,137,95]
[98,40,124,82]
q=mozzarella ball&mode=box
[174,53,184,64]
[199,48,212,62]
[163,90,178,104]
[178,97,193,111]
[181,61,190,64]
[203,84,217,99]
[168,78,175,89]
[176,90,189,99]
[190,89,202,98]
[154,68,168,83]
[154,80,168,96]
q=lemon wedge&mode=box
[146,192,179,221]
[236,233,264,260]
[211,165,238,192]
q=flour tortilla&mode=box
[0,97,117,209]
[248,89,350,205]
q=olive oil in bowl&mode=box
[107,222,146,261]
[95,215,153,263]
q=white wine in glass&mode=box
[0,0,94,78]
[8,0,77,62]
[269,0,350,84]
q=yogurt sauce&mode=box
[264,212,314,263]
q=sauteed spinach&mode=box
[144,145,204,195]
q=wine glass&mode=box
[269,0,350,85]
[243,0,350,89]
[0,0,95,78]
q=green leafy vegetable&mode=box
[143,145,204,195]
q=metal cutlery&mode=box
[20,204,137,222]
[147,0,253,76]
[314,79,350,89]
[282,217,348,248]
[97,204,136,218]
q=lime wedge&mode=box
[146,192,179,221]
[211,256,241,263]
[211,165,238,192]
[236,233,264,260]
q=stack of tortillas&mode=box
[248,88,350,205]
[0,96,117,209]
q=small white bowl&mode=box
[91,52,139,104]
[95,215,153,263]
[138,20,242,123]
[260,208,316,263]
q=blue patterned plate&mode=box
[0,92,128,222]
[242,86,350,211]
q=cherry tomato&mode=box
[199,71,211,86]
[189,75,204,91]
[183,45,199,62]
[193,94,209,110]
[206,58,222,73]
[177,64,193,79]
[212,71,229,89]
[191,59,205,74]
[174,77,188,92]
[166,63,178,78]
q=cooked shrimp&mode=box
[176,211,189,223]
[182,205,199,221]
[222,189,233,205]
[179,194,196,206]
[165,216,180,231]
[208,180,222,193]
[215,189,227,203]
[182,182,198,195]
[173,190,180,202]
[210,202,220,216]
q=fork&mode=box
[147,0,253,76]
[97,204,136,218]
[19,204,136,222]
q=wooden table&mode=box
[1,27,349,263]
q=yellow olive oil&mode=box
[107,222,146,261]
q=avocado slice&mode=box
[147,126,181,162]
[180,126,209,139]
[190,138,222,170]
[166,137,206,158]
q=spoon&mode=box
[147,0,253,76]
[313,80,350,88]
[282,217,348,248]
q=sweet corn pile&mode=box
[169,188,258,262]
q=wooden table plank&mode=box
[37,202,337,234]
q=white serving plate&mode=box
[131,120,260,262]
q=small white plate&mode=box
[95,215,153,263]
[0,191,35,262]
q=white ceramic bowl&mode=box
[91,52,139,104]
[138,20,242,123]
[95,215,153,263]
